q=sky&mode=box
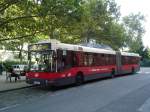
[115,0,150,48]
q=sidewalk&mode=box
[0,72,31,92]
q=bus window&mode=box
[84,53,88,66]
[88,54,93,66]
[77,52,84,67]
[57,50,64,71]
[57,50,78,72]
[72,52,78,67]
[93,53,97,66]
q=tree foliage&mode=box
[122,13,145,55]
[0,0,146,54]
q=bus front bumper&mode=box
[26,77,75,86]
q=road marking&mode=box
[0,104,20,111]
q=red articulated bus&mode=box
[26,39,140,86]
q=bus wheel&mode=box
[111,69,115,78]
[75,73,84,86]
[132,67,135,74]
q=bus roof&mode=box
[121,52,140,57]
[36,39,140,57]
[55,43,116,55]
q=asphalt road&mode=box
[1,67,150,112]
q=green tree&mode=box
[122,13,145,53]
[0,0,145,55]
[76,0,126,50]
[0,0,83,41]
[0,0,84,62]
[142,47,150,59]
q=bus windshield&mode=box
[29,50,56,72]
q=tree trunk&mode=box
[19,44,23,63]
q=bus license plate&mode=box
[34,81,40,85]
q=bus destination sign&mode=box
[29,43,51,51]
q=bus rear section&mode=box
[115,52,140,75]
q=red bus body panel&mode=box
[26,64,140,86]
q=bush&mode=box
[0,61,28,71]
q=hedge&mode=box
[140,59,150,67]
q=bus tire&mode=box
[75,72,84,86]
[132,67,135,74]
[111,68,115,78]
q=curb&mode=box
[0,85,35,93]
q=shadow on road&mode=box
[34,72,139,92]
